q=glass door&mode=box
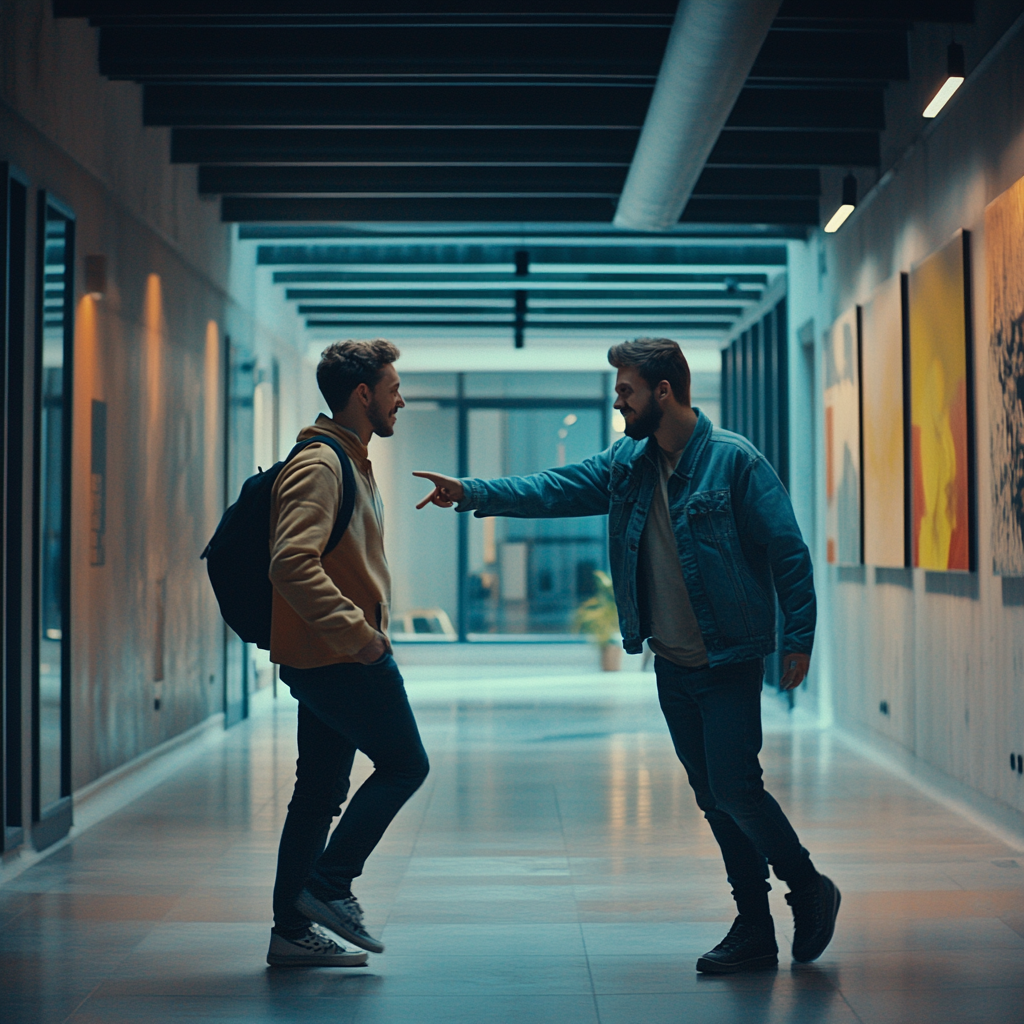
[223,338,254,726]
[32,194,74,848]
[465,405,606,638]
[2,164,28,851]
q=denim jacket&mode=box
[457,409,815,666]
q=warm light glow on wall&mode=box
[144,274,165,432]
[204,321,220,533]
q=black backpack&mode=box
[201,436,356,650]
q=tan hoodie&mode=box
[268,414,390,668]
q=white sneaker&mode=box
[266,924,369,967]
[295,889,385,954]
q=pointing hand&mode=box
[413,471,465,510]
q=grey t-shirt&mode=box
[639,445,709,668]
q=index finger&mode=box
[416,487,439,510]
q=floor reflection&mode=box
[2,669,1022,1023]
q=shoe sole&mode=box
[792,878,841,964]
[267,953,369,968]
[696,953,779,974]
[295,892,386,954]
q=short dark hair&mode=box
[317,339,400,413]
[607,337,691,405]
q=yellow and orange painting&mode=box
[824,305,861,565]
[908,231,972,572]
[986,175,1024,575]
[861,274,906,567]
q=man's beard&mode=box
[367,396,395,437]
[623,393,663,440]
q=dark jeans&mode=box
[655,655,817,923]
[272,654,429,936]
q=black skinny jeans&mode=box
[272,654,429,936]
[655,655,817,923]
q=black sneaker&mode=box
[295,889,385,954]
[696,916,779,974]
[785,873,841,963]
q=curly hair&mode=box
[607,337,691,405]
[316,338,401,413]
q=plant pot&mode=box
[600,643,623,672]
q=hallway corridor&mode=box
[2,670,1023,1024]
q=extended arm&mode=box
[416,446,617,520]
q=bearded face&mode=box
[366,391,397,437]
[623,389,664,440]
[365,364,403,438]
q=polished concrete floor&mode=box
[3,667,1024,1024]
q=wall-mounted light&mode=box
[824,174,857,234]
[923,42,965,118]
[84,254,107,299]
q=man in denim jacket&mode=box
[414,338,840,973]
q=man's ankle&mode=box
[307,877,353,902]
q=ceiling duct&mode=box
[613,0,782,233]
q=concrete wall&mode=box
[0,0,304,817]
[786,11,1024,822]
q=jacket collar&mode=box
[632,407,711,480]
[297,414,371,467]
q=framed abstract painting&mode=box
[908,230,975,572]
[861,274,909,567]
[824,304,861,565]
[986,176,1024,575]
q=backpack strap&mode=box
[284,435,357,556]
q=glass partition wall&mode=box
[392,372,611,643]
[32,194,74,847]
[2,164,29,852]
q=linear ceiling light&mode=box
[923,43,965,118]
[824,174,857,234]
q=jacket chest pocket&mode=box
[608,468,639,535]
[685,489,771,637]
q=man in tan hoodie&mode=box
[266,339,428,968]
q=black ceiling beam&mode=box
[750,30,908,81]
[202,165,626,195]
[225,195,817,223]
[144,84,654,128]
[298,303,747,315]
[277,274,772,288]
[199,166,819,197]
[57,2,680,20]
[709,130,879,167]
[726,88,884,131]
[225,197,619,222]
[259,244,786,265]
[172,128,641,165]
[776,0,971,20]
[285,288,763,301]
[97,25,668,79]
[304,318,736,330]
[57,0,970,20]
[96,27,905,82]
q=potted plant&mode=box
[575,570,623,671]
